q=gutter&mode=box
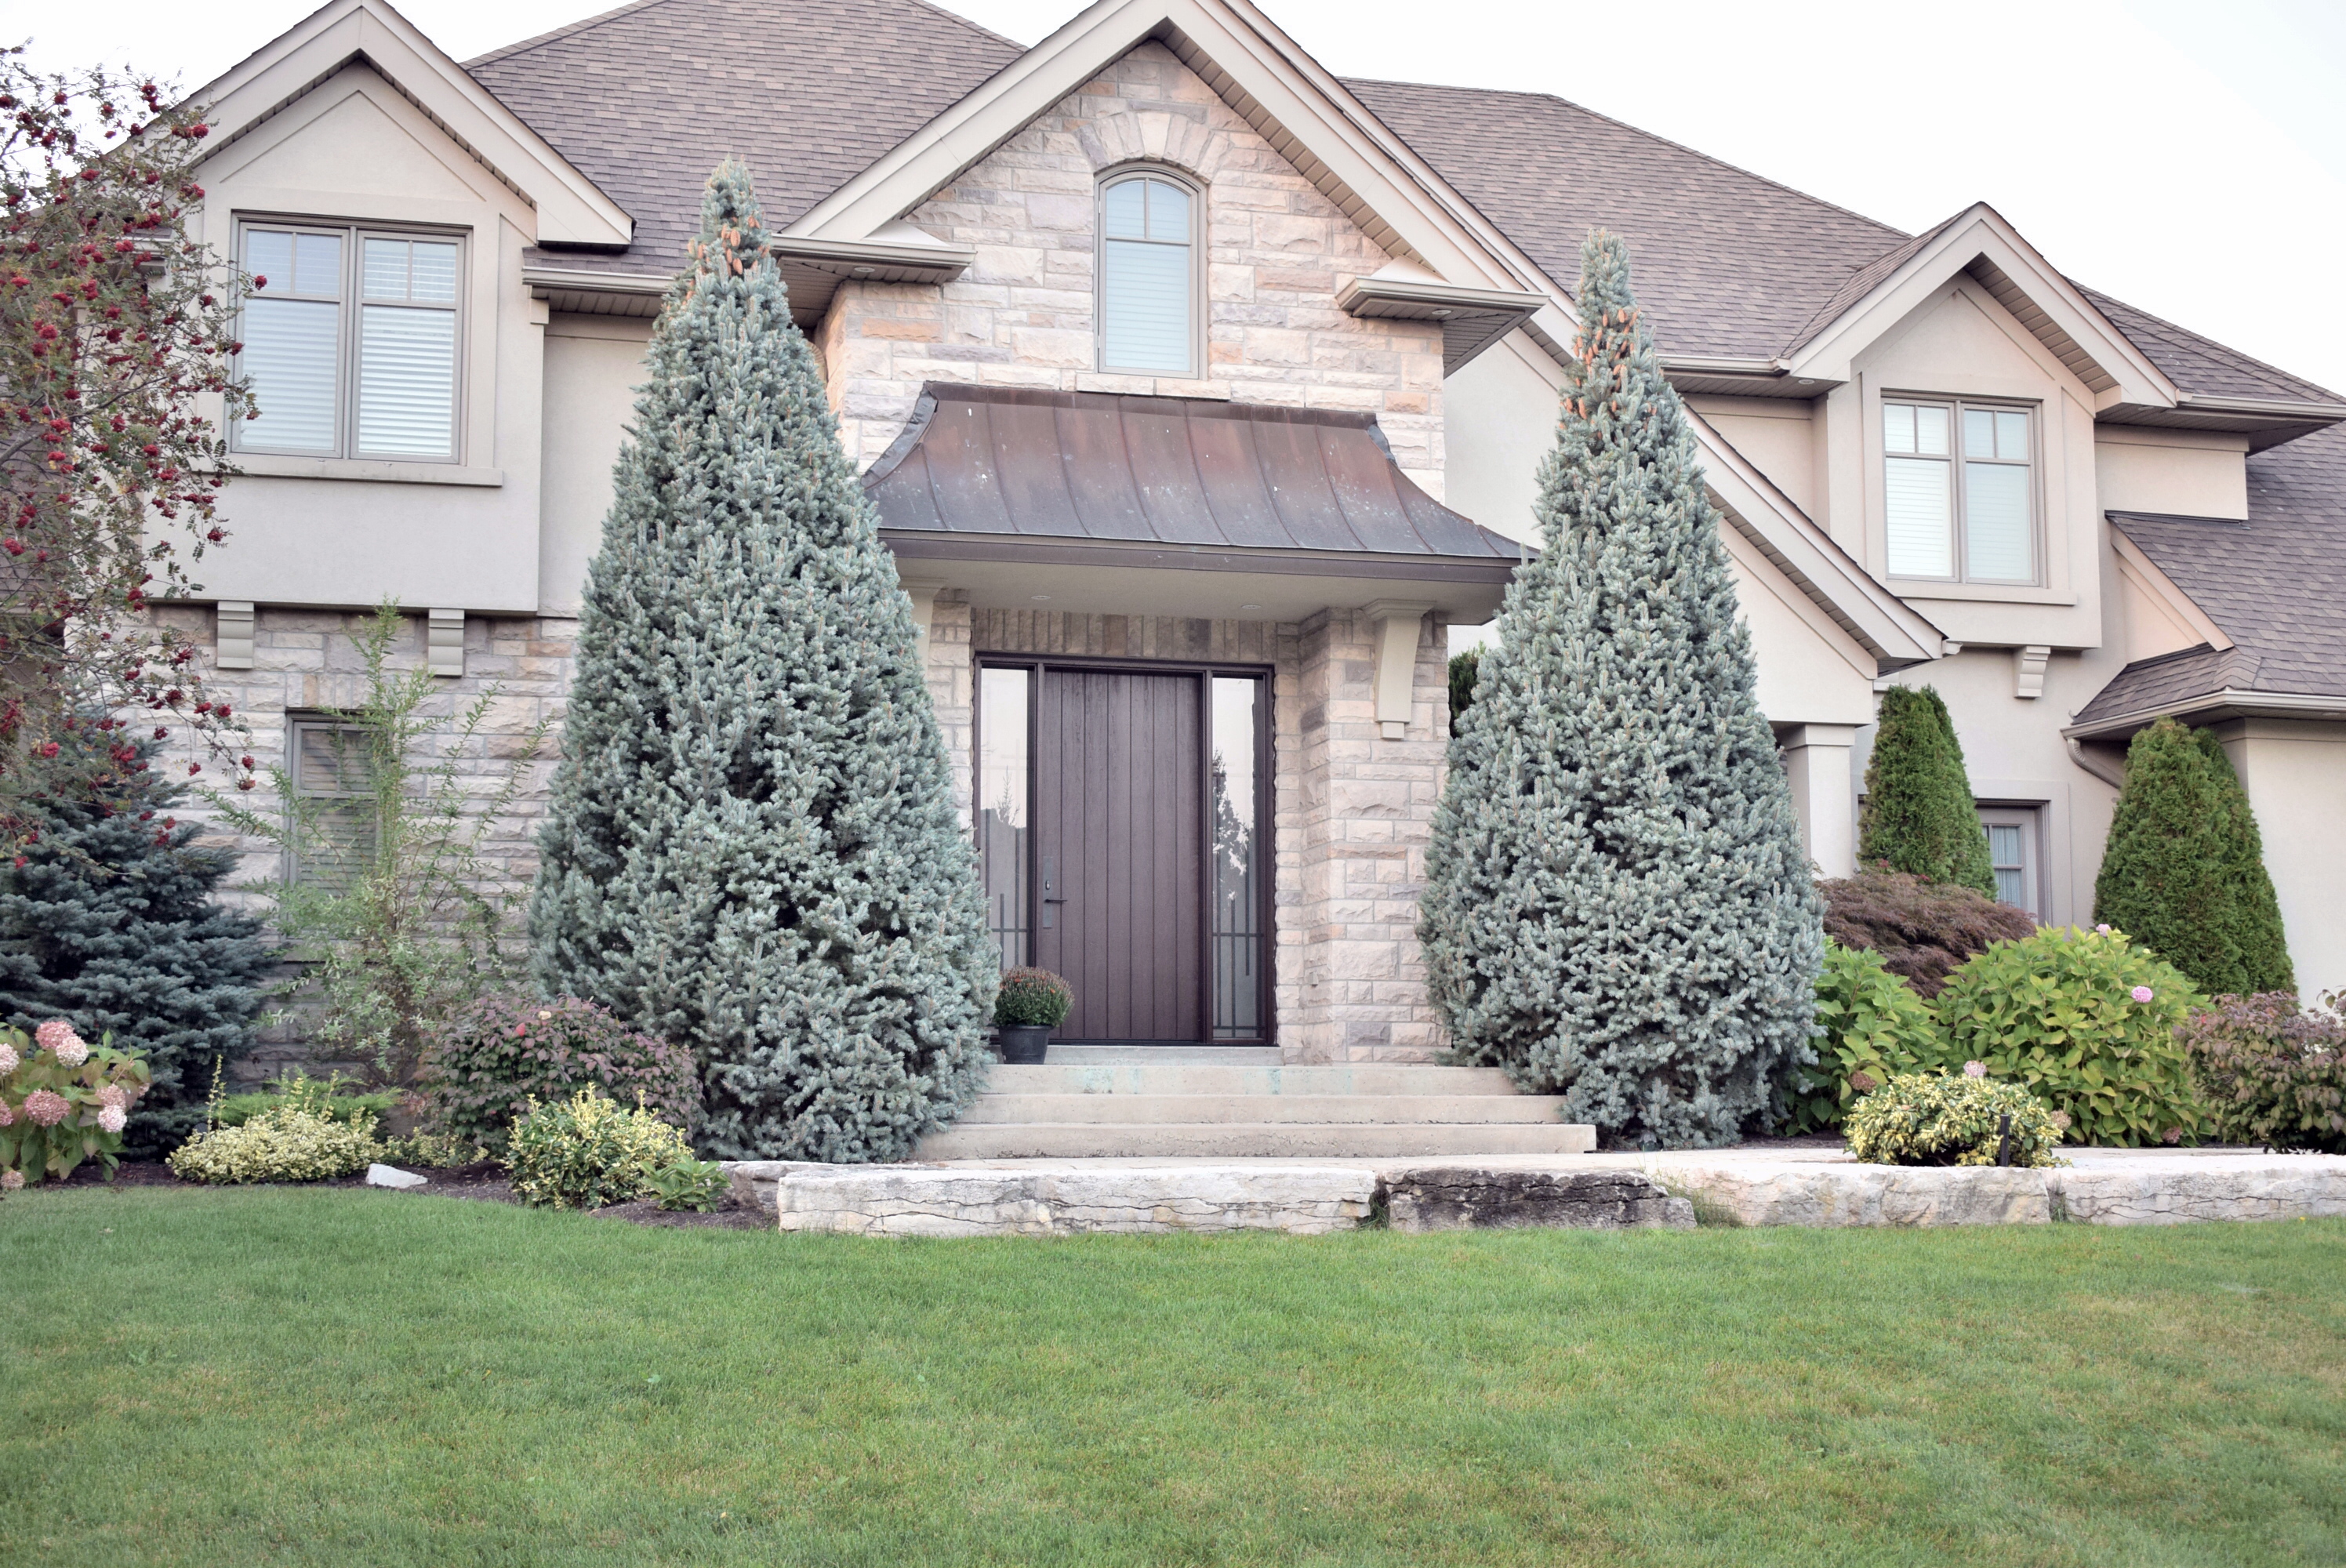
[2061,688,2346,739]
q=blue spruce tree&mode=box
[1419,231,1824,1149]
[530,162,994,1162]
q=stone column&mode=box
[1778,723,1858,878]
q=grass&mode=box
[4,1188,2343,1566]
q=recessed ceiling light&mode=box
[1030,594,1051,602]
[851,265,875,278]
[1240,604,1262,611]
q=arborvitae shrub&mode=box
[1819,868,2035,998]
[1857,686,1995,895]
[530,162,993,1162]
[1447,647,1480,723]
[0,738,269,1158]
[2094,717,2292,997]
[1419,231,1822,1149]
[414,994,699,1152]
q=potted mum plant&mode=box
[994,968,1073,1064]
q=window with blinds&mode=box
[234,224,462,463]
[1883,398,2036,584]
[289,718,380,891]
[1977,805,2042,918]
[1099,173,1197,376]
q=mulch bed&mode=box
[40,1158,771,1229]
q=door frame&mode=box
[975,652,1276,1047]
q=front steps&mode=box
[914,1049,1597,1160]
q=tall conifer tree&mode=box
[1857,686,1996,895]
[531,162,994,1162]
[1418,231,1823,1149]
[2192,728,2293,994]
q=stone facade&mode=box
[814,42,1447,492]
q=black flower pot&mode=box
[996,1025,1051,1064]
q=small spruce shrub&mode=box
[1820,869,2035,998]
[415,995,699,1152]
[1845,1069,2067,1167]
[1783,941,1946,1133]
[168,1076,385,1184]
[504,1087,696,1210]
[1446,647,1480,722]
[0,1021,152,1186]
[1934,927,2205,1146]
[2180,991,2346,1153]
[994,968,1073,1029]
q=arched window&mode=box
[1098,170,1198,376]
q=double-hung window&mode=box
[1098,172,1198,376]
[235,223,463,462]
[1883,398,2036,583]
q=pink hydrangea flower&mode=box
[21,1089,71,1127]
[36,1021,87,1068]
[0,1040,16,1075]
[0,1098,13,1127]
[2131,985,2155,1004]
[96,1084,129,1110]
[0,1170,22,1191]
[2094,924,2112,935]
[96,1104,126,1134]
[1963,1061,1988,1079]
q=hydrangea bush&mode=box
[166,1075,384,1184]
[1934,927,2205,1146]
[503,1087,700,1210]
[1782,941,1948,1134]
[0,1021,151,1186]
[1844,1069,2068,1167]
[415,995,699,1153]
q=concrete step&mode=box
[982,1063,1523,1097]
[1045,1045,1281,1065]
[915,1121,1599,1160]
[957,1093,1570,1126]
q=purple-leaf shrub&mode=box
[414,996,698,1152]
[2180,991,2346,1153]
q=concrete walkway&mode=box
[724,1145,2346,1236]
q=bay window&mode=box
[235,223,463,462]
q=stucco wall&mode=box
[539,314,653,615]
[814,43,1446,493]
[2216,720,2346,1001]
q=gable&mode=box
[212,73,494,207]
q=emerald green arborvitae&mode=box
[2192,728,2294,994]
[0,738,269,1158]
[1857,686,1996,895]
[1418,231,1825,1149]
[529,162,995,1163]
[2093,717,2293,997]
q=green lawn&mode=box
[4,1188,2341,1566]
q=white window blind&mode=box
[1100,176,1195,375]
[1883,398,2035,584]
[234,225,462,462]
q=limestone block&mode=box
[1382,1168,1694,1232]
[1650,1160,2053,1227]
[2046,1156,2346,1224]
[730,1162,1378,1236]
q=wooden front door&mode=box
[978,659,1270,1045]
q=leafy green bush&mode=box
[416,994,698,1152]
[0,1022,152,1186]
[212,1074,397,1131]
[1845,1069,2067,1167]
[504,1088,696,1210]
[645,1158,729,1213]
[168,1076,385,1184]
[1783,941,1946,1133]
[2180,991,2346,1153]
[1934,927,2204,1145]
[994,968,1073,1029]
[1819,869,2036,998]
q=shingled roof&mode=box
[465,0,1023,278]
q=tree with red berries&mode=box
[0,45,255,850]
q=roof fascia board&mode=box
[2064,688,2346,738]
[192,0,632,245]
[1784,205,2174,408]
[786,0,1556,303]
[2107,526,2234,652]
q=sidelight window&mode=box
[1098,171,1198,376]
[1883,398,2036,584]
[1209,677,1263,1040]
[235,223,463,462]
[978,665,1032,971]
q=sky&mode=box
[6,0,2342,395]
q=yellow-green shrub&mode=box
[1845,1071,2067,1167]
[1934,927,2204,1145]
[1785,941,1946,1132]
[504,1088,695,1210]
[168,1078,385,1183]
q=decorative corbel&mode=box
[2014,644,2051,700]
[215,601,256,670]
[1362,600,1434,740]
[427,608,466,679]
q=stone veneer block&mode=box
[2044,1156,2346,1224]
[728,1161,1377,1236]
[1381,1168,1694,1231]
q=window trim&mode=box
[1977,803,2045,920]
[285,713,381,891]
[1094,167,1204,379]
[1879,394,2041,587]
[231,217,468,466]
